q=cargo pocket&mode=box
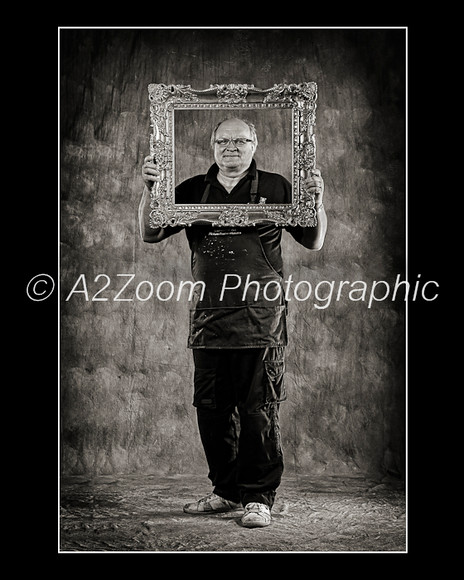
[193,367,217,409]
[263,347,287,404]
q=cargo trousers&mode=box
[192,346,286,508]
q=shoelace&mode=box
[200,493,235,507]
[245,502,269,514]
[199,492,219,504]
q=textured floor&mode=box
[59,473,406,553]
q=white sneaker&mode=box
[241,502,271,528]
[183,492,241,514]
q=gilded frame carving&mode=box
[147,82,318,228]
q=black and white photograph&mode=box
[52,25,436,554]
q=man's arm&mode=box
[139,156,182,243]
[287,204,327,250]
[286,168,327,250]
[138,184,182,243]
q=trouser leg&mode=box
[193,349,241,503]
[192,347,286,508]
[236,347,285,508]
[237,404,283,508]
[195,406,241,503]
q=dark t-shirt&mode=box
[173,160,307,277]
[175,159,292,205]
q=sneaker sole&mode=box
[240,518,271,528]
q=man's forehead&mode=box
[216,119,251,136]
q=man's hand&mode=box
[142,155,161,188]
[307,169,324,208]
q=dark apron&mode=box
[188,173,288,349]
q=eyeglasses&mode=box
[214,138,254,147]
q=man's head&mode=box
[211,118,258,175]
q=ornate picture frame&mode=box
[147,82,318,228]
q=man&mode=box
[139,118,327,528]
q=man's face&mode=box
[213,119,257,174]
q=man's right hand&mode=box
[142,155,161,188]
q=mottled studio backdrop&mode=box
[60,28,406,479]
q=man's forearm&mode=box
[138,185,171,243]
[301,205,327,250]
[288,204,327,250]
